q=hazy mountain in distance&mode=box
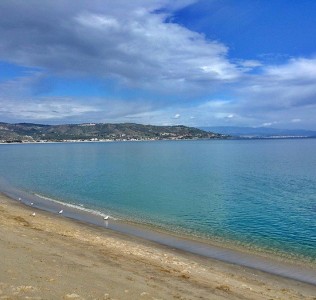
[200,126,316,138]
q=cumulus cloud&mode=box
[0,0,247,94]
[249,58,316,107]
[0,1,316,129]
[142,53,316,128]
[264,57,316,82]
[220,57,316,128]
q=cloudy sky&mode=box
[1,0,316,129]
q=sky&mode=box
[0,0,316,129]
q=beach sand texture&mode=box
[0,193,315,300]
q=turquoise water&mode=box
[0,139,315,261]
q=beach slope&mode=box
[0,193,315,300]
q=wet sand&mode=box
[0,193,315,299]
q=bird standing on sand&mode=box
[59,209,63,214]
[31,212,36,217]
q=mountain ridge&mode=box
[0,122,225,143]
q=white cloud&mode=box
[291,118,301,123]
[0,1,315,129]
[0,0,250,95]
[226,56,316,128]
[238,60,262,68]
[0,99,99,120]
[262,122,274,127]
[264,57,316,81]
[75,13,120,30]
[200,100,231,109]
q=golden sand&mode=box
[0,193,315,299]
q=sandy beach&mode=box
[0,193,315,299]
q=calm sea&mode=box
[0,139,315,261]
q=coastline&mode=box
[0,193,316,299]
[2,185,316,287]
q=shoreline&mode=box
[2,186,316,287]
[0,192,316,299]
[0,136,314,145]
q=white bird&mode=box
[18,197,21,201]
[31,212,36,217]
[30,202,34,206]
[103,215,109,220]
[58,209,63,214]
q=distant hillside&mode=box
[201,126,316,138]
[0,122,225,143]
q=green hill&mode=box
[0,122,225,143]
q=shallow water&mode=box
[0,139,315,262]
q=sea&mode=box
[0,138,315,264]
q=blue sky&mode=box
[0,0,316,129]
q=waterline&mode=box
[2,186,316,286]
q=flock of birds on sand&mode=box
[17,197,110,221]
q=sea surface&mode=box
[0,139,315,262]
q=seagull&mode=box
[103,215,109,220]
[18,197,21,201]
[58,209,63,214]
[30,202,34,206]
[31,212,36,217]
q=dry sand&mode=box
[0,193,315,300]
